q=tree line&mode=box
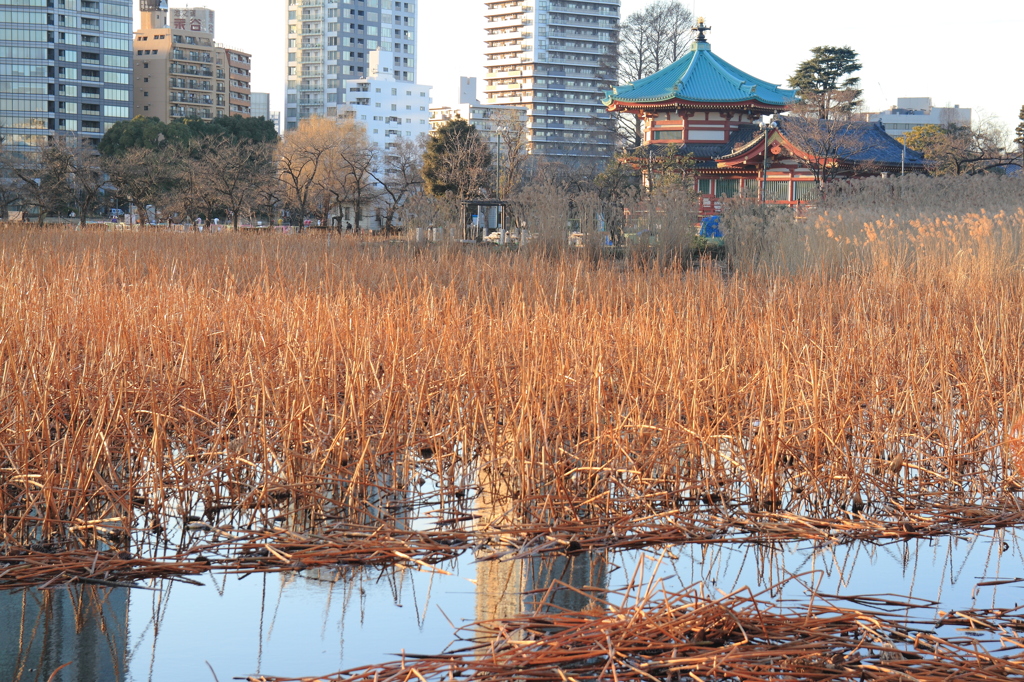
[0,114,428,230]
[3,0,1021,226]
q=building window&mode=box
[764,180,790,202]
[715,179,739,198]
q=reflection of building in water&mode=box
[475,445,607,620]
[476,552,608,623]
[0,587,128,682]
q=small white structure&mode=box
[868,98,972,138]
[337,49,432,151]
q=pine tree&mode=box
[788,46,863,120]
[421,118,491,199]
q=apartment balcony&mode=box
[548,44,612,56]
[483,82,523,93]
[485,54,526,66]
[488,94,523,104]
[549,30,618,43]
[484,15,525,29]
[485,28,523,40]
[546,15,618,28]
[484,43,522,55]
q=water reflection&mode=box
[0,587,128,682]
[478,551,609,622]
[0,532,1020,681]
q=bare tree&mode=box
[619,1,693,81]
[103,146,174,225]
[899,117,1014,176]
[161,141,210,225]
[489,108,529,196]
[324,120,378,231]
[277,117,338,227]
[197,137,277,230]
[62,138,112,226]
[9,139,81,225]
[371,135,424,234]
[0,138,23,220]
[778,117,886,192]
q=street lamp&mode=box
[495,125,507,243]
[759,119,778,203]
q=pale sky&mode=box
[154,0,1024,134]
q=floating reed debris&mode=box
[244,578,1024,681]
[0,525,468,589]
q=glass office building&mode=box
[284,0,418,131]
[0,0,134,159]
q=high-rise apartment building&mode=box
[285,0,419,132]
[483,0,618,162]
[430,77,526,157]
[0,0,134,158]
[133,4,252,122]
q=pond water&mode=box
[2,531,1022,682]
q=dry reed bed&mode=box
[1,209,1024,572]
[247,578,1024,681]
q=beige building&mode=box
[134,5,252,122]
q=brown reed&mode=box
[0,201,1023,576]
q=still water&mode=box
[2,532,1021,682]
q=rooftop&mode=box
[604,21,797,110]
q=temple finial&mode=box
[693,17,711,43]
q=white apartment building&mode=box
[868,97,972,138]
[430,77,527,157]
[483,0,619,162]
[284,0,419,132]
[337,48,431,150]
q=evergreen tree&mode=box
[99,115,277,156]
[788,46,862,120]
[1015,106,1024,154]
[421,118,491,199]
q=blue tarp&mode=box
[699,216,722,239]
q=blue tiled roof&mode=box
[605,42,797,108]
[776,119,928,167]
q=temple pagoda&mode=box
[604,20,926,212]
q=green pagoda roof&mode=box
[604,41,797,110]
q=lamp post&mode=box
[495,125,507,244]
[760,119,778,203]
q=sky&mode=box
[154,0,1024,134]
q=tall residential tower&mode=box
[0,0,134,157]
[483,0,618,163]
[285,0,419,131]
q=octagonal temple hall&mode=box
[604,20,927,212]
